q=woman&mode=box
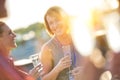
[39,6,82,80]
[0,21,42,80]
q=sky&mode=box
[2,0,118,30]
[4,0,82,30]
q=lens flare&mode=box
[71,17,95,56]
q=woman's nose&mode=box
[12,32,16,37]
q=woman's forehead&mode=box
[46,13,67,21]
[46,14,61,21]
[46,14,56,19]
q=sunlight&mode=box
[5,0,43,30]
[71,18,95,56]
[70,0,119,56]
[106,24,120,52]
[103,9,120,52]
[70,0,100,56]
[4,0,85,30]
[3,0,99,31]
[106,0,119,9]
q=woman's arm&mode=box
[39,46,59,80]
[39,46,71,80]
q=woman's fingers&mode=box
[69,67,83,80]
[71,67,83,75]
[56,55,72,72]
[62,56,72,67]
[29,63,43,79]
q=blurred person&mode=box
[106,1,120,78]
[0,21,42,80]
[79,49,106,80]
[39,6,82,80]
[106,50,120,80]
[76,30,111,80]
[95,32,120,80]
[80,8,112,80]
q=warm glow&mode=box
[106,0,119,9]
[4,0,107,30]
[3,0,94,30]
[100,71,112,80]
[103,11,120,52]
[70,0,106,56]
[90,48,106,68]
[70,0,119,56]
[71,17,95,56]
[106,24,120,52]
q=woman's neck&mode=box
[55,33,72,46]
[0,48,10,57]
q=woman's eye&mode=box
[9,31,13,36]
[9,31,12,34]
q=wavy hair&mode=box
[44,6,70,36]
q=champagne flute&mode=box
[62,45,74,80]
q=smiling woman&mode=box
[0,21,33,80]
[0,21,43,80]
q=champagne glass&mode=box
[62,45,74,80]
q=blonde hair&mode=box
[44,6,70,36]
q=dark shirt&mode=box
[0,53,34,80]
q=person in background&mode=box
[0,21,42,80]
[39,6,82,80]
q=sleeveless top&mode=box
[44,37,81,80]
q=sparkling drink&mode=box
[62,45,74,80]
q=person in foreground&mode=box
[0,21,42,80]
[39,6,82,80]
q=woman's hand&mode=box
[71,67,83,80]
[29,63,43,79]
[54,55,72,73]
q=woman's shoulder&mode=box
[42,37,58,49]
[40,37,56,53]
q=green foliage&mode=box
[14,28,27,34]
[14,22,45,34]
[14,22,47,46]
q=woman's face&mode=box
[0,24,17,50]
[46,14,68,36]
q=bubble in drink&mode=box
[62,45,71,57]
